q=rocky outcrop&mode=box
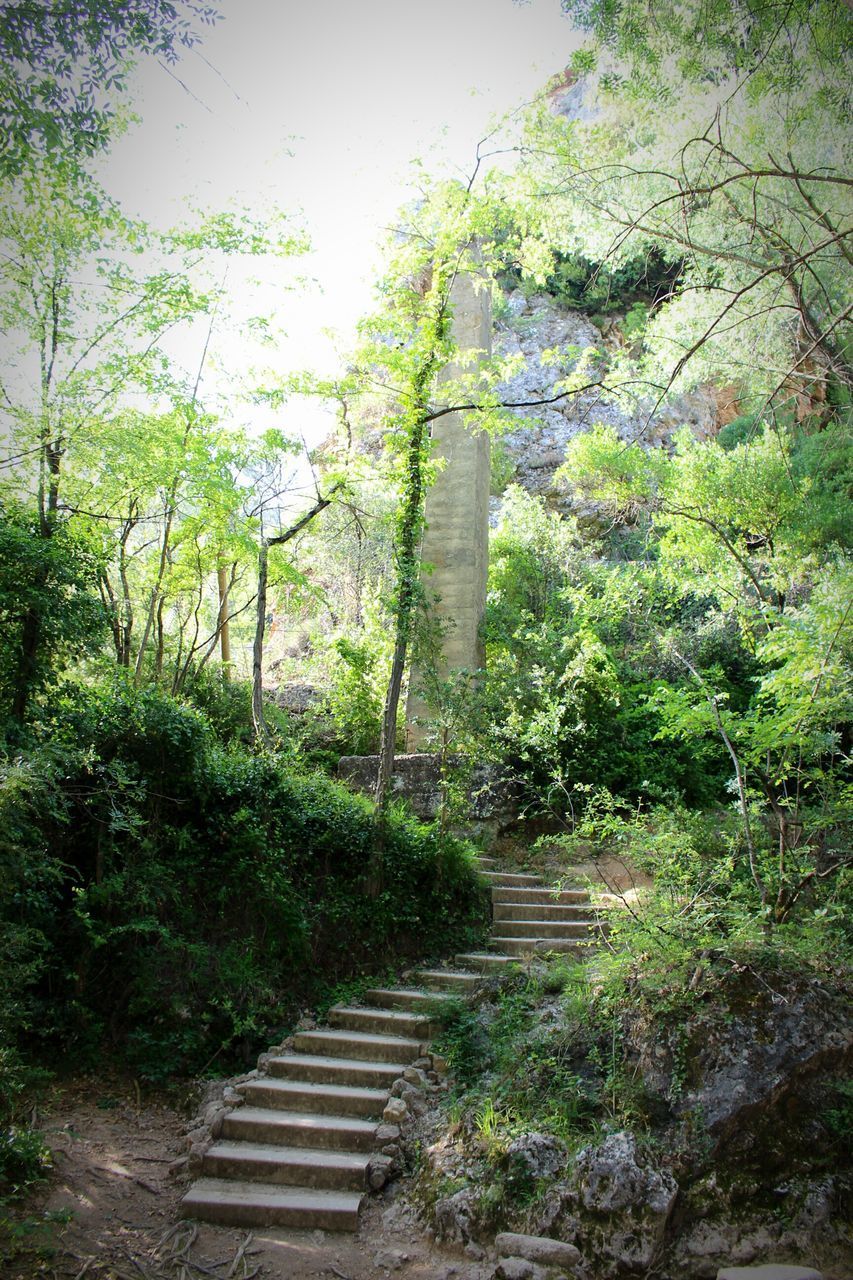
[415,967,852,1279]
[494,291,719,520]
[535,1131,678,1275]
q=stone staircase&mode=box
[180,855,600,1231]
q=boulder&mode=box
[382,1097,407,1124]
[535,1130,677,1276]
[494,1260,548,1280]
[434,1187,482,1244]
[495,1234,580,1269]
[506,1132,568,1181]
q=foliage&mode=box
[480,486,729,805]
[0,1,219,175]
[0,680,488,1082]
[509,0,852,413]
[316,591,394,756]
[0,502,106,728]
[561,420,852,926]
[0,153,307,726]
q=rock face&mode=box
[493,290,719,518]
[536,1131,677,1275]
[650,983,853,1153]
[417,969,852,1280]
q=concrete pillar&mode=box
[406,265,492,747]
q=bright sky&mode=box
[98,0,576,439]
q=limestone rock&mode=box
[657,987,852,1151]
[507,1132,568,1181]
[337,752,523,834]
[576,1131,676,1218]
[533,1130,677,1276]
[368,1155,394,1190]
[373,1247,409,1271]
[491,290,718,515]
[382,1097,407,1124]
[493,1259,548,1280]
[434,1187,481,1243]
[495,1234,580,1268]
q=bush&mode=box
[0,679,489,1081]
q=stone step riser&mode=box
[327,1007,436,1038]
[455,952,517,972]
[413,970,482,991]
[363,988,441,1012]
[293,1030,422,1064]
[240,1079,386,1118]
[202,1146,368,1192]
[181,1182,362,1231]
[495,920,595,938]
[491,888,589,905]
[481,872,545,887]
[267,1056,402,1089]
[222,1110,377,1152]
[493,903,595,921]
[491,937,591,956]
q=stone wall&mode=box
[338,752,522,839]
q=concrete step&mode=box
[455,951,518,971]
[328,1004,435,1038]
[491,936,591,956]
[363,987,442,1012]
[496,918,595,938]
[222,1107,378,1151]
[203,1141,370,1191]
[491,886,589,905]
[493,901,596,922]
[481,870,544,887]
[293,1028,422,1064]
[240,1077,388,1118]
[413,968,482,991]
[181,1179,363,1231]
[475,856,498,868]
[267,1053,404,1089]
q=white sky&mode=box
[98,0,576,441]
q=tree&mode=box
[509,0,852,420]
[0,157,306,722]
[0,0,219,176]
[562,419,852,926]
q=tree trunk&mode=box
[252,540,272,748]
[217,563,232,675]
[10,606,40,724]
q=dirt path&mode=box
[2,1076,488,1280]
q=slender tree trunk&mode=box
[252,540,272,747]
[134,496,176,684]
[217,563,232,675]
[251,488,339,748]
[10,609,41,724]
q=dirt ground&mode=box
[2,1075,490,1280]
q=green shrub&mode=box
[0,679,489,1081]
